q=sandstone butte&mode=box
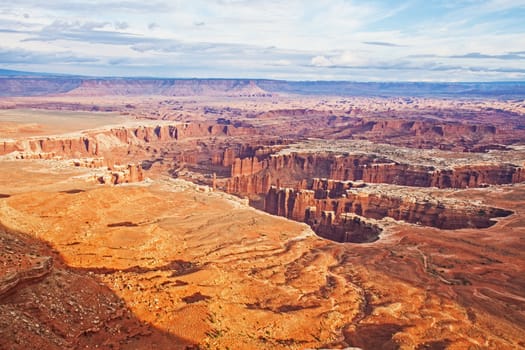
[0,83,524,350]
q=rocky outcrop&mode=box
[14,152,62,160]
[0,255,53,297]
[96,164,144,185]
[312,212,383,243]
[71,157,145,184]
[73,157,114,169]
[264,185,513,231]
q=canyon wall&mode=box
[0,122,255,158]
[264,185,513,231]
[313,212,383,243]
[365,119,498,139]
[226,152,524,193]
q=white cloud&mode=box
[311,55,333,67]
[268,59,292,66]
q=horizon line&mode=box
[1,68,525,85]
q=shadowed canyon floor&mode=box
[1,83,525,349]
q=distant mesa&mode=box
[2,70,525,97]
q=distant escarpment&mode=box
[250,113,525,152]
[2,74,525,98]
[0,78,81,97]
[328,118,519,151]
[64,79,273,97]
[0,76,273,97]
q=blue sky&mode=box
[1,0,524,81]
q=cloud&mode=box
[266,59,292,66]
[362,41,406,47]
[130,40,229,54]
[0,28,27,33]
[0,17,40,32]
[311,55,333,67]
[108,57,131,65]
[310,51,370,68]
[450,52,525,60]
[115,21,129,30]
[43,20,110,32]
[0,47,99,64]
[0,0,173,14]
[22,20,143,45]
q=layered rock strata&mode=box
[310,212,384,243]
[264,183,513,232]
[0,122,255,158]
[226,152,525,194]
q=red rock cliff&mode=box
[226,152,524,194]
[264,185,513,230]
[1,122,255,159]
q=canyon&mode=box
[0,76,524,349]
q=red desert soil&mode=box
[0,93,524,349]
[0,159,524,349]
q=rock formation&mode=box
[95,164,145,185]
[0,122,256,160]
[264,184,512,232]
[0,255,52,297]
[313,212,383,243]
[225,151,524,194]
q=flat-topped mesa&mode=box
[367,119,498,138]
[0,121,256,159]
[345,118,516,151]
[264,186,513,236]
[63,78,273,97]
[432,164,525,188]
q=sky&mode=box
[0,0,524,81]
